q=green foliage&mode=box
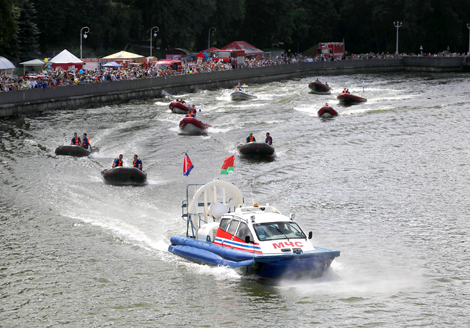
[16,0,40,58]
[0,0,20,57]
[2,0,470,60]
[242,0,296,46]
[202,0,245,49]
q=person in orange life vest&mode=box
[265,132,272,145]
[112,154,123,168]
[81,133,92,150]
[246,132,255,143]
[342,88,347,94]
[133,154,143,170]
[70,132,81,145]
[186,105,196,117]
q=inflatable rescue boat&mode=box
[179,117,211,134]
[101,167,147,186]
[55,145,98,157]
[238,142,275,157]
[308,80,331,94]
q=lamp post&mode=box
[80,26,90,59]
[393,21,402,54]
[150,26,159,57]
[467,23,470,54]
[208,27,216,49]
[420,45,423,56]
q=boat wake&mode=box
[208,127,232,133]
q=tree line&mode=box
[1,0,469,62]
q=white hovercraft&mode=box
[168,180,340,279]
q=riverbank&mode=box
[0,57,465,117]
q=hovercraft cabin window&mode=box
[235,222,253,242]
[219,218,231,231]
[227,219,240,235]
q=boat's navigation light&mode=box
[289,213,295,220]
[253,203,259,207]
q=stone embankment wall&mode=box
[0,57,464,118]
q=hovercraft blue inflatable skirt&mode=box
[169,236,255,269]
[168,236,340,278]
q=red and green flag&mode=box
[221,155,235,174]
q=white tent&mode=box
[49,49,83,64]
[20,59,45,74]
[0,56,15,77]
[20,59,45,66]
[102,61,122,68]
[49,49,84,70]
[103,51,144,60]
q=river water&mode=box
[1,72,469,327]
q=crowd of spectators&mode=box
[1,51,469,93]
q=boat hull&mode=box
[55,145,91,157]
[168,235,339,278]
[230,90,257,101]
[337,93,367,105]
[238,142,274,157]
[318,106,338,118]
[169,102,191,114]
[179,117,211,134]
[308,81,331,94]
[101,167,147,186]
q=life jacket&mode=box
[249,136,254,142]
[82,137,90,148]
[133,159,142,170]
[72,137,80,145]
[113,159,123,167]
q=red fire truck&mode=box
[154,60,183,74]
[212,49,246,67]
[317,42,344,59]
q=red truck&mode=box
[212,50,246,67]
[317,42,344,59]
[154,60,183,74]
